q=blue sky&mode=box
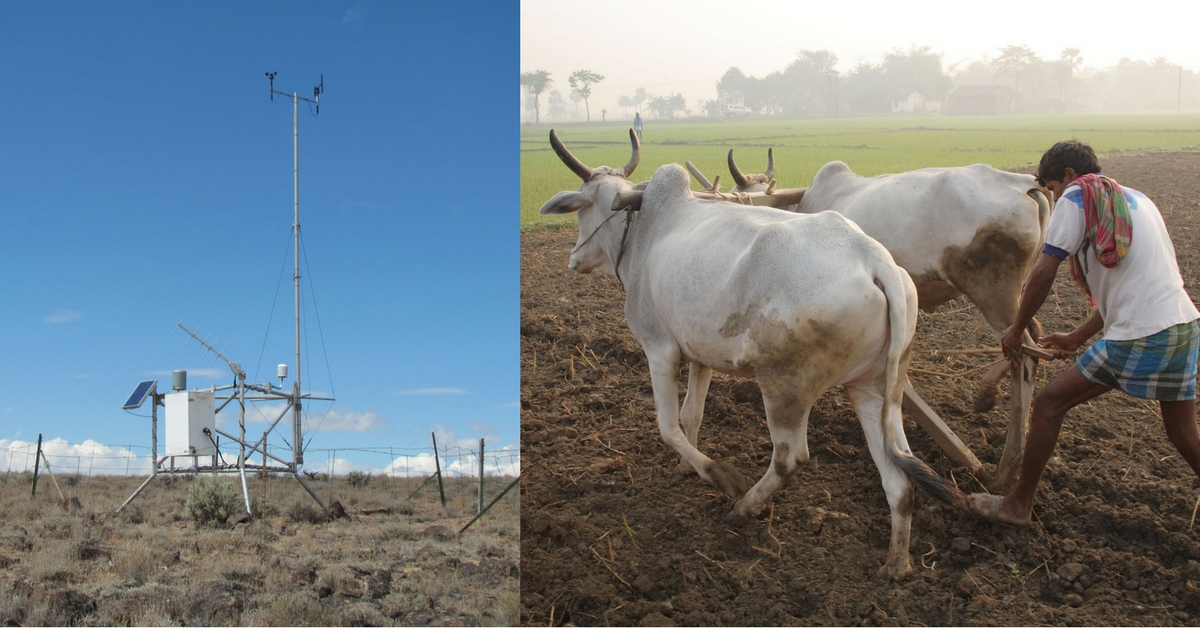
[0,2,518,476]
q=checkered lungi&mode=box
[1077,319,1200,401]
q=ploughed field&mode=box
[520,153,1200,626]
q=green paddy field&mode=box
[520,114,1200,230]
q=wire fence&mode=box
[0,438,519,478]
[1,437,520,523]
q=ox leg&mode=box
[992,349,1037,493]
[845,383,915,581]
[646,352,748,499]
[677,362,714,474]
[729,380,816,524]
[973,359,1009,413]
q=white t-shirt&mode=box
[1043,181,1199,341]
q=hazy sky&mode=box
[1,2,517,476]
[522,0,1200,119]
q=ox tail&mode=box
[875,263,967,509]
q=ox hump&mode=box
[815,160,854,178]
[643,163,693,201]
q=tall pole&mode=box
[292,92,304,467]
[268,72,321,468]
[294,92,301,407]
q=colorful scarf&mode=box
[1068,173,1132,306]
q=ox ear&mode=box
[539,191,592,215]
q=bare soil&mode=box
[520,153,1200,626]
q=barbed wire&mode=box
[0,439,520,478]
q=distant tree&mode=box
[778,50,839,115]
[1053,48,1082,110]
[569,88,583,117]
[646,94,686,119]
[716,67,749,108]
[994,45,1042,98]
[843,60,888,114]
[568,69,605,122]
[632,87,647,113]
[881,46,953,101]
[547,90,567,120]
[669,93,686,118]
[520,70,553,123]
[618,94,633,116]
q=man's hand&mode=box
[1039,331,1084,353]
[1000,323,1025,367]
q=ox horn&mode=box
[728,149,750,189]
[549,129,594,180]
[763,147,775,180]
[621,128,640,178]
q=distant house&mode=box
[945,85,1018,116]
[890,91,940,114]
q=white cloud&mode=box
[341,6,362,26]
[396,387,468,396]
[0,438,152,475]
[308,409,385,433]
[44,309,83,323]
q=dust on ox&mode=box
[540,129,966,580]
[714,150,1054,490]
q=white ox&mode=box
[710,151,1053,490]
[540,129,965,580]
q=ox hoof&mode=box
[972,387,999,413]
[723,510,752,527]
[874,561,913,582]
[676,458,694,476]
[704,460,750,499]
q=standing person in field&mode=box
[966,140,1200,525]
[633,111,642,142]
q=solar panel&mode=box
[122,380,158,410]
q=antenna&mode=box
[177,318,242,378]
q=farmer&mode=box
[633,112,643,141]
[967,140,1200,525]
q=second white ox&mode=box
[540,129,965,580]
[715,151,1053,490]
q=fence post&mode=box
[431,432,446,507]
[31,434,42,498]
[478,438,485,514]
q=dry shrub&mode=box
[421,524,456,542]
[378,522,416,542]
[25,587,96,625]
[113,538,156,584]
[286,500,326,525]
[243,590,339,627]
[342,601,388,626]
[185,476,241,527]
[346,470,372,488]
[28,543,80,583]
[178,579,246,625]
[94,582,182,627]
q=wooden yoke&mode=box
[611,187,807,212]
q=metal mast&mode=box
[267,72,322,464]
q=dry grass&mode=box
[0,471,519,626]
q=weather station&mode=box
[118,73,334,518]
